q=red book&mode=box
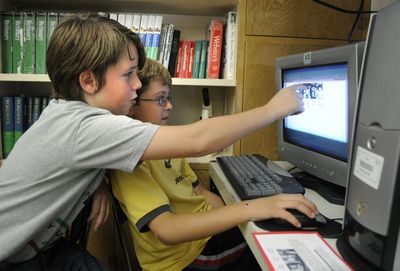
[187,40,195,78]
[174,41,184,77]
[180,40,190,78]
[206,19,224,79]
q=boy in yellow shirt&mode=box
[111,59,317,271]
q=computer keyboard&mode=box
[216,154,305,200]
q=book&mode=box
[124,14,133,30]
[206,19,224,79]
[41,96,49,112]
[222,11,237,79]
[131,14,141,34]
[179,40,190,78]
[174,41,183,78]
[12,12,23,74]
[253,232,354,271]
[144,15,155,57]
[22,11,35,74]
[26,96,33,129]
[167,29,181,76]
[138,14,148,45]
[35,11,47,74]
[31,96,42,125]
[46,12,58,46]
[58,12,68,23]
[187,40,195,78]
[192,40,203,78]
[1,12,13,73]
[2,96,15,158]
[162,24,175,69]
[117,13,126,27]
[157,24,169,63]
[198,40,208,79]
[14,96,25,144]
[150,15,163,60]
[109,13,118,21]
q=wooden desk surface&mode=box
[209,161,345,271]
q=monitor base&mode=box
[292,171,346,205]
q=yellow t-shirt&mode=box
[111,158,212,271]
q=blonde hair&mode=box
[136,58,172,98]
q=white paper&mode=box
[253,232,353,271]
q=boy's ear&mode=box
[79,71,98,95]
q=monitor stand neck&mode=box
[292,171,346,205]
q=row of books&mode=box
[1,11,61,74]
[1,10,237,79]
[1,96,49,158]
[158,12,237,79]
[108,12,237,79]
[109,13,162,61]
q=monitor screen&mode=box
[275,42,365,191]
[282,63,348,162]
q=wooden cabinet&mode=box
[234,0,371,160]
[246,0,370,40]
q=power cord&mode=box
[311,0,378,42]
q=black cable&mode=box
[347,0,364,42]
[312,0,377,43]
[311,0,377,14]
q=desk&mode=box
[209,161,345,271]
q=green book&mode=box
[14,96,25,144]
[35,11,47,74]
[198,40,208,79]
[192,40,202,78]
[1,12,13,73]
[22,11,35,74]
[12,12,23,74]
[2,96,15,158]
[58,12,68,23]
[47,12,58,46]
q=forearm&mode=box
[150,202,251,245]
[142,85,303,160]
[142,105,276,160]
[194,186,225,208]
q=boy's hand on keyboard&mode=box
[244,194,318,228]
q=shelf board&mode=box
[172,78,235,87]
[0,74,50,82]
[0,74,235,87]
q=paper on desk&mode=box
[253,232,353,271]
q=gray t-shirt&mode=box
[0,99,159,262]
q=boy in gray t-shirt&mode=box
[0,13,314,270]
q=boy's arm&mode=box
[141,85,304,160]
[193,184,225,209]
[87,179,112,231]
[148,193,317,245]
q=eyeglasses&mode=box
[136,96,172,106]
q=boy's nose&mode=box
[132,74,142,91]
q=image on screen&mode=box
[282,63,349,161]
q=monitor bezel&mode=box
[275,42,364,188]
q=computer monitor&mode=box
[275,42,365,204]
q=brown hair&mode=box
[46,13,145,101]
[136,58,172,99]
